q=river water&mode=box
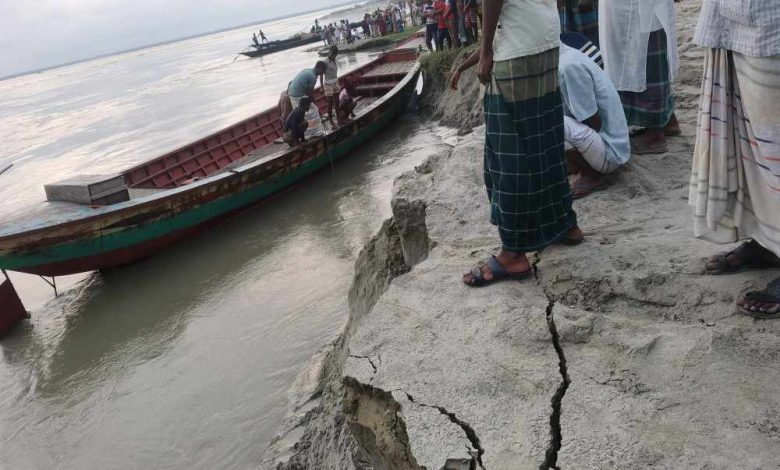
[0,8,448,470]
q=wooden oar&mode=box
[231,46,252,63]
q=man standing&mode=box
[321,47,340,125]
[599,0,679,154]
[434,0,453,50]
[423,1,438,51]
[689,0,780,318]
[288,61,327,137]
[557,0,599,46]
[463,0,582,287]
[288,62,326,107]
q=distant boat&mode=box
[0,48,421,278]
[241,33,323,58]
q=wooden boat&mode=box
[0,48,421,279]
[240,34,323,58]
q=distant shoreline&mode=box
[0,0,364,82]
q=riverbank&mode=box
[307,29,420,55]
[264,1,780,468]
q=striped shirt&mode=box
[695,0,780,57]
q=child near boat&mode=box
[338,81,357,123]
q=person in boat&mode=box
[599,0,680,154]
[338,80,357,123]
[252,33,262,49]
[461,0,582,287]
[283,96,312,147]
[278,81,293,124]
[259,29,268,43]
[288,61,327,108]
[321,46,340,125]
[689,0,780,318]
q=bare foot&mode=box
[631,128,668,154]
[561,225,584,245]
[570,172,607,199]
[665,113,681,136]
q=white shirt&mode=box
[492,0,560,61]
[695,0,780,57]
[599,0,679,92]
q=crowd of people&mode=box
[278,0,780,318]
[455,0,780,321]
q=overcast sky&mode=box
[0,0,339,78]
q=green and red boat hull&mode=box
[0,63,420,277]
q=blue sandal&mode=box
[463,256,532,287]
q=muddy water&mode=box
[0,115,448,469]
[0,10,450,470]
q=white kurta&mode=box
[598,0,679,92]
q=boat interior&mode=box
[121,48,418,194]
[1,49,419,234]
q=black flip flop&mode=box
[739,278,780,319]
[706,240,780,275]
[463,256,532,288]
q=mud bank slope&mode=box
[264,2,780,468]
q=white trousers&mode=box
[564,116,620,174]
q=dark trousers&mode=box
[437,28,452,50]
[425,23,438,51]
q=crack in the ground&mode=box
[349,354,379,376]
[533,250,571,470]
[403,391,486,469]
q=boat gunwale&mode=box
[0,51,421,244]
[121,48,410,180]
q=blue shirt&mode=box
[288,69,318,98]
[559,43,630,166]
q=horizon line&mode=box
[0,0,365,82]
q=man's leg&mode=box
[564,116,616,198]
[425,24,435,51]
[623,29,675,154]
[327,92,335,122]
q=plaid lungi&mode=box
[558,0,599,46]
[483,48,577,252]
[618,29,675,128]
[689,48,780,256]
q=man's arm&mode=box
[478,0,502,83]
[582,114,603,132]
[450,49,480,90]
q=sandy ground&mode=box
[265,1,780,469]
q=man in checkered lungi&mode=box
[599,0,680,154]
[463,0,582,287]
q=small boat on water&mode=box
[0,48,420,287]
[240,33,323,58]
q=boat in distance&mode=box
[0,48,421,277]
[240,33,323,58]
